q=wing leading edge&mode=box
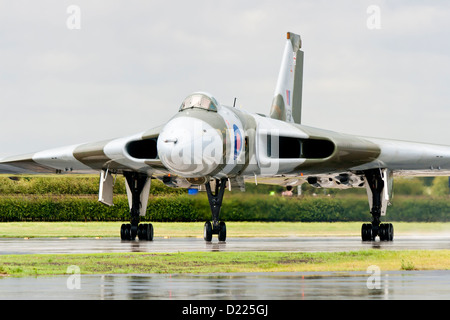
[0,125,166,176]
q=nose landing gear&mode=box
[203,178,227,242]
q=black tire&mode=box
[137,224,144,240]
[146,223,154,241]
[204,221,212,242]
[130,224,137,241]
[218,221,227,242]
[379,223,394,241]
[361,223,372,241]
[120,223,126,240]
[379,223,387,241]
[388,223,394,241]
[137,223,154,241]
[121,223,131,241]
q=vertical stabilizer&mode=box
[269,32,304,124]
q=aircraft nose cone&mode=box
[157,117,223,177]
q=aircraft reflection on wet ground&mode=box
[1,236,449,300]
[1,270,450,300]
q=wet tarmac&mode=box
[0,235,449,255]
[1,236,449,300]
[1,270,449,300]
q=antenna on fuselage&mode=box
[233,97,237,108]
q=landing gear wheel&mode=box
[388,223,394,241]
[121,223,132,241]
[218,221,227,242]
[137,224,144,240]
[379,223,394,241]
[361,223,372,241]
[138,223,154,241]
[361,223,394,241]
[144,223,154,241]
[204,221,212,242]
[379,223,387,241]
[122,223,153,241]
[130,224,138,240]
[147,223,154,241]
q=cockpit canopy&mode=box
[179,92,219,112]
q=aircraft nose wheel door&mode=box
[204,178,227,242]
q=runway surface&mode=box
[1,270,450,300]
[1,235,450,255]
[1,236,449,300]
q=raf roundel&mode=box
[233,124,242,160]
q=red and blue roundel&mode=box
[233,124,242,160]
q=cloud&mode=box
[1,1,450,157]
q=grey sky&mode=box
[1,1,450,157]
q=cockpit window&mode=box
[179,93,218,112]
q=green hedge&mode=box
[0,194,449,222]
[0,176,185,195]
[0,196,127,222]
[2,175,449,197]
[0,195,207,222]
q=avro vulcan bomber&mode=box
[2,32,450,242]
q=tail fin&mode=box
[269,32,304,124]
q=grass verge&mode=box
[1,250,449,277]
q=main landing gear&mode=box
[362,169,394,241]
[121,223,153,241]
[203,178,227,242]
[120,172,153,241]
[362,222,393,241]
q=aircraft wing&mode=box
[300,124,450,177]
[350,136,450,176]
[244,118,450,190]
[0,125,167,176]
